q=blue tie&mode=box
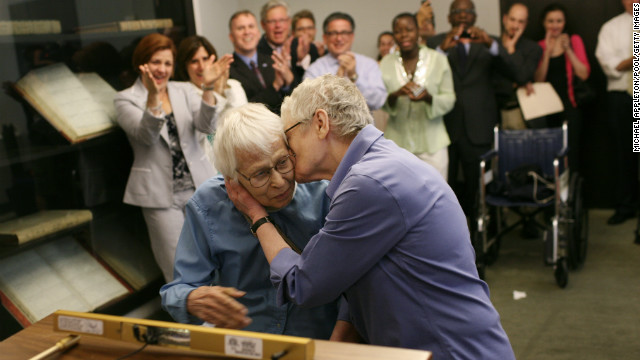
[457,43,468,73]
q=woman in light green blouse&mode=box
[380,12,455,180]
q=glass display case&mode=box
[0,0,195,339]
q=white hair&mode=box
[260,0,289,22]
[213,103,286,179]
[280,74,372,138]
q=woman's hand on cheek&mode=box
[225,177,268,222]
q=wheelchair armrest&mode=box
[479,149,497,162]
[555,146,569,159]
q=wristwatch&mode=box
[349,73,358,82]
[250,216,272,236]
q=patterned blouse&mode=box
[165,112,195,192]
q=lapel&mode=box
[167,82,189,142]
[231,53,265,92]
[256,52,275,85]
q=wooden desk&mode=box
[0,314,431,360]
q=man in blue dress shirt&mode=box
[160,103,337,338]
[304,12,386,111]
[226,75,515,359]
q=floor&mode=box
[485,209,640,359]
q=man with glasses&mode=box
[226,75,515,359]
[258,1,318,84]
[304,12,386,111]
[427,0,513,217]
[160,103,338,338]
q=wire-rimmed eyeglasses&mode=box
[236,154,295,188]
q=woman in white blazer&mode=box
[176,35,247,169]
[114,33,232,281]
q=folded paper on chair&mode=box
[516,82,564,121]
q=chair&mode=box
[474,122,588,288]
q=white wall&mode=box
[194,0,501,58]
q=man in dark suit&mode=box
[427,0,513,216]
[494,2,542,130]
[228,10,294,115]
[257,1,318,83]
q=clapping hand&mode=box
[139,63,162,94]
[271,50,294,91]
[336,52,356,79]
[201,54,234,89]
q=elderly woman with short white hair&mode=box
[160,103,338,338]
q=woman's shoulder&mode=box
[569,34,584,43]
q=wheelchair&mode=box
[474,122,588,288]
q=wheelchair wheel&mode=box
[554,257,568,288]
[568,174,588,269]
[572,174,589,266]
[472,231,487,280]
[484,236,501,265]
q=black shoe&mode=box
[607,210,636,225]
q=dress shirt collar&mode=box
[326,125,383,198]
[235,51,259,68]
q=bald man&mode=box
[495,3,542,129]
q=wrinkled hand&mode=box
[202,54,234,88]
[187,286,251,329]
[225,177,268,222]
[337,52,356,79]
[272,51,294,91]
[138,63,162,94]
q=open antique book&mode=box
[0,237,130,326]
[14,63,117,143]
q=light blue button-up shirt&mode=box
[270,125,515,359]
[304,53,387,111]
[160,176,338,338]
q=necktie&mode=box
[250,61,266,88]
[457,42,468,73]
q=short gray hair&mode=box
[280,74,372,138]
[213,103,286,179]
[260,0,289,22]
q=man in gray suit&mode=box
[427,0,513,216]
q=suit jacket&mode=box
[493,37,542,109]
[229,51,293,114]
[428,34,513,145]
[114,78,223,208]
[257,35,319,83]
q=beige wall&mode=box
[195,0,501,58]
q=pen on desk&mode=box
[28,334,81,360]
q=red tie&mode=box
[250,61,266,88]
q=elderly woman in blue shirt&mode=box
[160,103,337,338]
